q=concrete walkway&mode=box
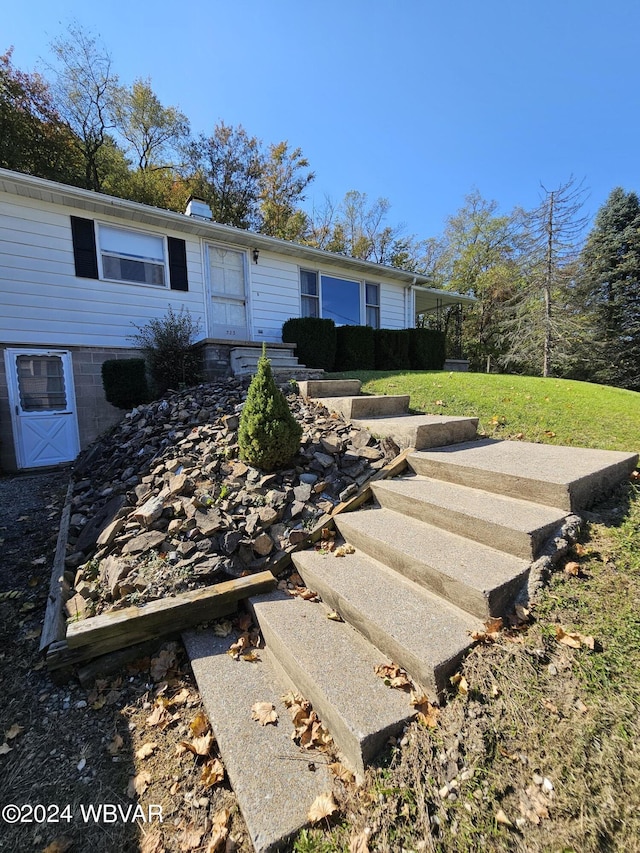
[185,379,638,851]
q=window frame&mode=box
[365,281,380,329]
[300,268,376,327]
[96,222,169,288]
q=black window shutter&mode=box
[168,237,188,291]
[70,216,99,279]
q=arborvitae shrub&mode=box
[281,317,336,371]
[238,346,302,471]
[334,325,375,371]
[407,328,447,369]
[374,329,411,370]
[101,358,150,409]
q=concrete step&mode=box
[334,507,531,619]
[372,475,568,559]
[408,439,639,511]
[183,626,334,853]
[351,414,478,450]
[316,394,410,419]
[291,547,479,699]
[298,379,362,398]
[249,590,412,776]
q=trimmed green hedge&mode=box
[101,358,150,410]
[374,329,411,370]
[282,317,336,371]
[335,325,375,371]
[407,328,446,370]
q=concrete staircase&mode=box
[184,379,638,852]
[230,345,323,381]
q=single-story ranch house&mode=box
[0,168,473,472]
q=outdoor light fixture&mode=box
[252,248,260,264]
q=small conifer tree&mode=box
[238,345,302,471]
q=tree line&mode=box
[1,24,638,392]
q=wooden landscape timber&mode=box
[39,480,74,655]
[47,571,275,670]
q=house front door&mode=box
[5,349,80,469]
[206,245,249,340]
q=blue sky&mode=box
[4,1,640,241]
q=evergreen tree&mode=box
[238,347,302,471]
[579,187,640,391]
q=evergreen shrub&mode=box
[101,358,150,409]
[281,317,336,371]
[374,329,411,370]
[407,328,447,369]
[334,325,375,371]
[238,346,302,471]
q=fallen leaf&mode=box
[335,544,355,557]
[495,808,513,827]
[42,837,74,853]
[140,829,165,853]
[204,807,231,852]
[556,626,595,649]
[24,627,41,640]
[541,698,558,714]
[327,610,343,622]
[147,703,173,729]
[170,687,190,706]
[573,543,588,557]
[212,618,233,637]
[251,701,278,726]
[330,761,356,785]
[241,650,261,662]
[108,734,124,755]
[349,830,371,852]
[308,791,338,824]
[150,648,176,682]
[411,693,440,728]
[450,672,469,695]
[127,770,151,798]
[374,663,412,690]
[189,711,210,737]
[564,561,580,576]
[4,724,24,740]
[200,758,225,788]
[234,612,253,632]
[0,743,12,754]
[136,742,158,760]
[178,733,214,757]
[178,822,206,851]
[320,528,336,541]
[574,698,588,714]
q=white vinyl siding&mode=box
[0,196,205,348]
[249,254,301,342]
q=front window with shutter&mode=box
[98,225,167,286]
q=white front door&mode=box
[207,245,249,339]
[5,349,80,469]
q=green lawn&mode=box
[327,370,640,453]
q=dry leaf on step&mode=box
[374,663,412,690]
[349,830,371,852]
[251,701,278,726]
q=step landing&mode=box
[335,507,531,619]
[298,379,361,398]
[372,475,568,559]
[250,590,413,776]
[352,414,479,450]
[292,547,479,699]
[183,626,334,853]
[409,439,639,511]
[316,394,410,419]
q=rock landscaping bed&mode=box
[63,380,398,623]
